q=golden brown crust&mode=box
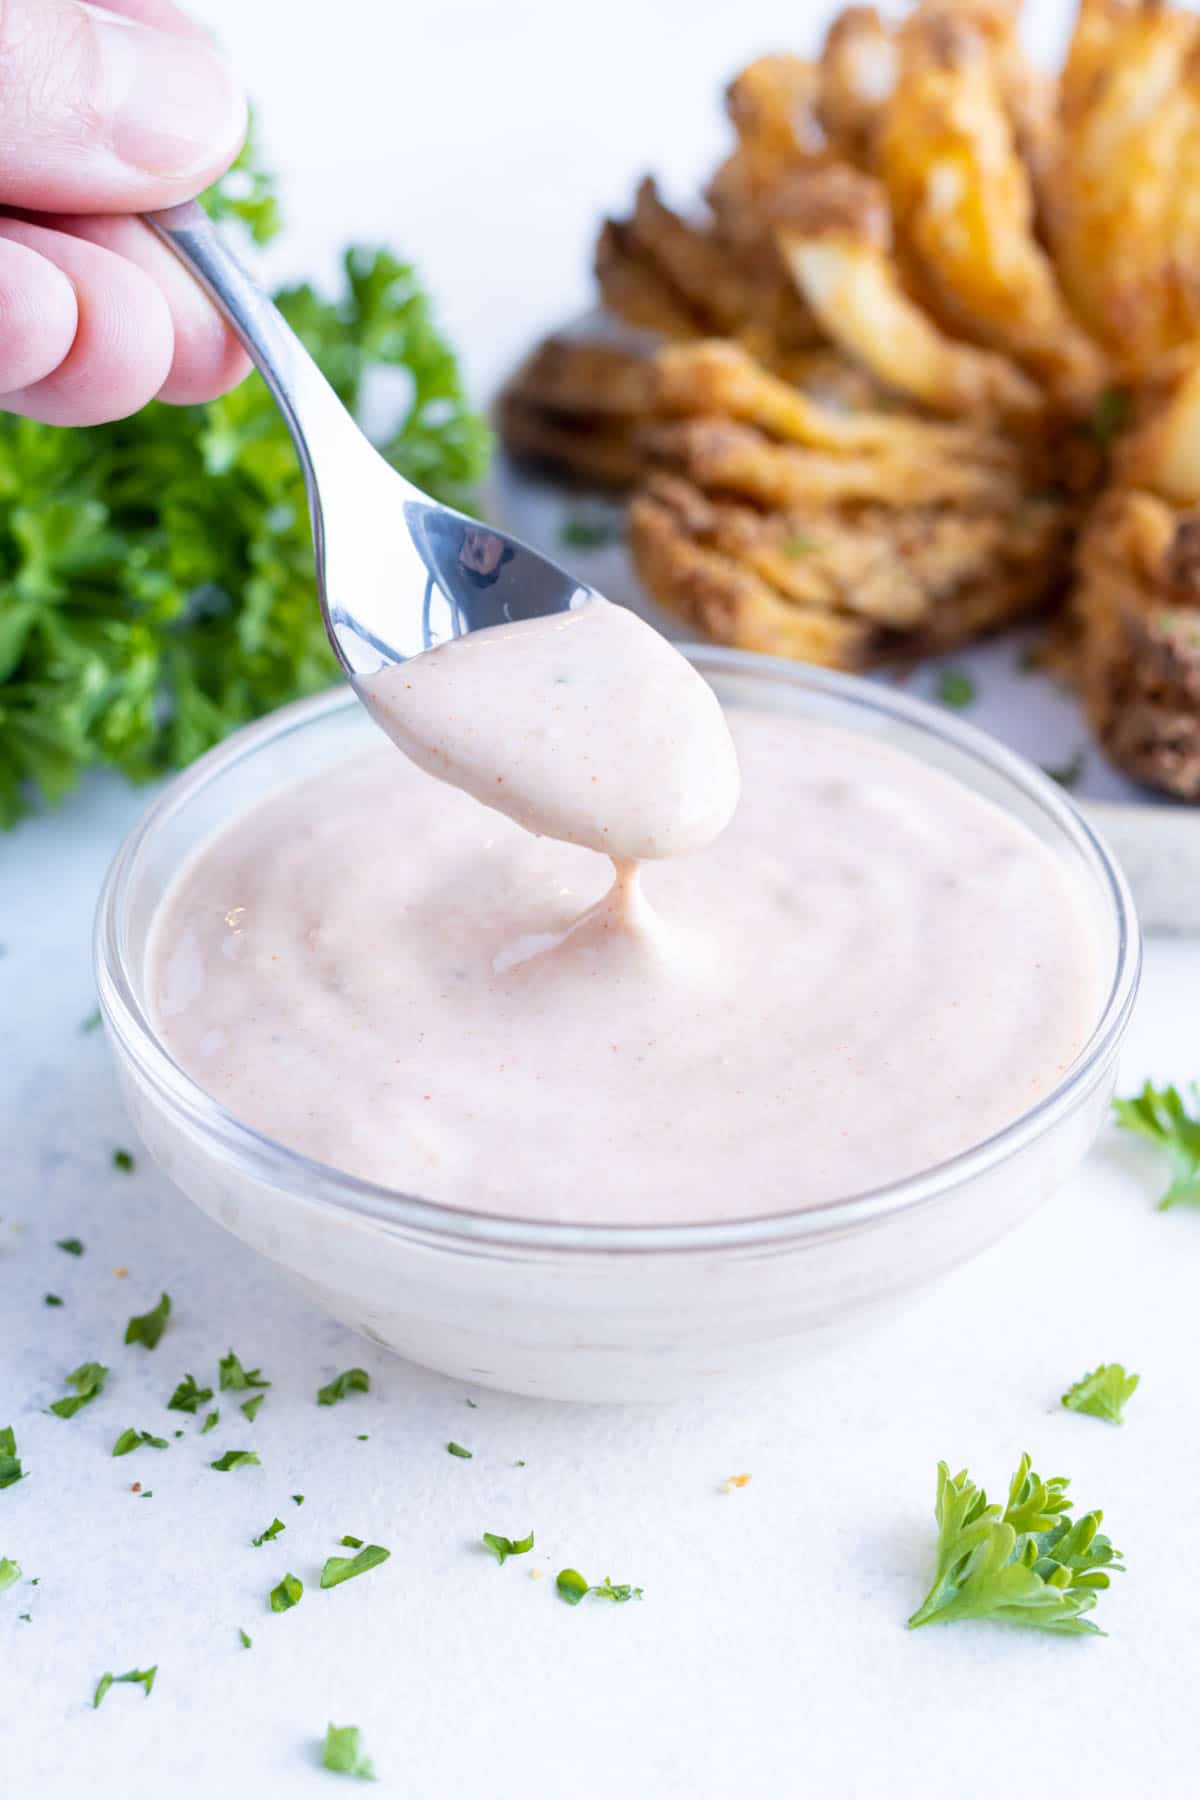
[630,469,1073,666]
[1075,487,1200,796]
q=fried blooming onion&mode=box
[498,0,1200,798]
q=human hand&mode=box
[0,0,250,424]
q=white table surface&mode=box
[5,2,1200,1794]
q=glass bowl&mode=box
[94,651,1140,1402]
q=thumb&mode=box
[0,0,247,212]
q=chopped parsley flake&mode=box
[1112,1082,1200,1209]
[238,1628,252,1649]
[291,1494,305,1506]
[555,1568,643,1605]
[780,533,821,557]
[55,1238,84,1256]
[80,1007,102,1034]
[112,1428,168,1457]
[269,1573,303,1612]
[590,1577,643,1602]
[167,1374,213,1414]
[112,1149,135,1173]
[319,1544,391,1590]
[241,1395,265,1423]
[0,1426,25,1490]
[201,1411,219,1434]
[1043,750,1087,790]
[936,669,976,709]
[340,1535,364,1548]
[1061,1364,1140,1426]
[219,1351,270,1392]
[1091,387,1130,447]
[561,516,618,550]
[483,1530,534,1566]
[49,1361,108,1419]
[44,1294,63,1307]
[317,1368,370,1407]
[0,1558,20,1590]
[465,1398,478,1409]
[211,1450,260,1472]
[555,1568,590,1606]
[446,1442,472,1459]
[251,1518,285,1547]
[93,1667,156,1708]
[124,1292,171,1350]
[907,1453,1123,1634]
[322,1723,376,1779]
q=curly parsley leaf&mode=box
[907,1454,1123,1634]
[251,1518,285,1548]
[93,1666,156,1708]
[124,1292,171,1350]
[482,1530,534,1566]
[269,1573,303,1612]
[1062,1363,1140,1426]
[167,1374,212,1414]
[211,1450,260,1472]
[317,1368,370,1407]
[319,1544,391,1590]
[0,1426,25,1490]
[49,1362,108,1419]
[322,1723,376,1779]
[0,124,488,830]
[1113,1082,1200,1209]
[219,1351,270,1393]
[112,1428,168,1457]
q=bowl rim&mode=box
[94,648,1142,1255]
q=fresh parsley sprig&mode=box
[908,1454,1123,1635]
[1113,1082,1200,1209]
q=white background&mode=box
[3,2,1199,1795]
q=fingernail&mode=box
[84,3,247,180]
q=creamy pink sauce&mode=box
[150,699,1103,1225]
[359,601,741,861]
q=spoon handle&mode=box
[144,200,373,491]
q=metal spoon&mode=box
[145,201,591,675]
